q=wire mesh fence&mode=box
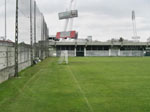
[0,0,49,83]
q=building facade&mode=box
[49,40,150,57]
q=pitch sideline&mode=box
[67,65,94,112]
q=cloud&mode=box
[37,0,150,41]
[0,0,150,42]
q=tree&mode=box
[119,37,124,42]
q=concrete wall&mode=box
[120,50,144,57]
[86,50,144,57]
[0,41,49,84]
[0,43,32,83]
[86,50,109,56]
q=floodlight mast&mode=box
[57,0,78,40]
[132,11,137,37]
[132,10,140,41]
[64,12,69,31]
[64,0,76,31]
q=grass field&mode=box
[0,57,150,112]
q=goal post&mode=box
[58,50,68,64]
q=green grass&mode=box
[0,57,150,112]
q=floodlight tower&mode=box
[56,0,78,40]
[132,10,140,41]
[64,0,76,31]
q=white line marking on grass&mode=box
[0,69,43,107]
[67,65,94,112]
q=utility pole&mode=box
[5,0,7,40]
[34,1,36,58]
[30,0,33,65]
[15,0,19,77]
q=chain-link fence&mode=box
[0,0,49,83]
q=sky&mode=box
[36,0,150,41]
[0,0,150,42]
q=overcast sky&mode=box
[36,0,150,41]
[0,0,150,42]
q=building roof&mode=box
[49,41,150,46]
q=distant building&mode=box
[48,38,150,57]
[48,35,59,41]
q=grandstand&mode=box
[49,39,150,57]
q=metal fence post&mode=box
[30,0,33,65]
[34,1,37,58]
[15,0,18,77]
